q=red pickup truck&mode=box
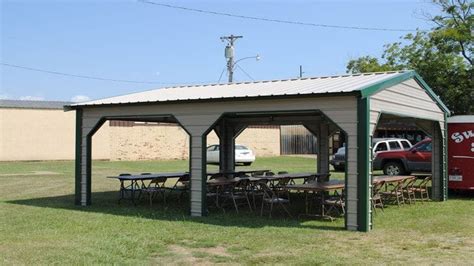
[373,138,432,175]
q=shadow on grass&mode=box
[6,191,345,231]
[448,189,474,199]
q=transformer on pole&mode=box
[220,34,243,83]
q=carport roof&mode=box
[68,70,447,112]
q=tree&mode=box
[346,0,473,115]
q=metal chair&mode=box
[381,179,405,207]
[259,181,292,218]
[217,179,252,213]
[372,180,385,213]
[402,177,417,204]
[323,189,345,217]
[413,176,431,202]
[172,174,190,201]
[141,176,167,206]
[274,177,291,202]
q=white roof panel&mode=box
[448,115,474,123]
[71,71,407,107]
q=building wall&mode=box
[0,108,280,161]
[108,125,280,161]
[109,124,189,161]
[0,108,110,161]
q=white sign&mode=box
[449,175,463,181]
[451,130,474,143]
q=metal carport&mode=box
[65,70,449,232]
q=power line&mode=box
[1,63,193,85]
[138,0,417,32]
[236,64,255,81]
[217,66,226,83]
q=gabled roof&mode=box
[68,71,406,107]
[0,99,72,110]
[66,70,449,114]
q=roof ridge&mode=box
[158,70,409,90]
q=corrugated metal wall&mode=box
[280,125,318,154]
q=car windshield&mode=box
[235,145,248,150]
[412,140,431,151]
[336,147,345,154]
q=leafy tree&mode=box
[347,0,473,115]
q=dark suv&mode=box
[373,138,432,175]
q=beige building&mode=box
[109,121,280,161]
[0,100,110,161]
[0,100,280,161]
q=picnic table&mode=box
[207,169,271,178]
[254,172,329,185]
[373,175,414,184]
[107,172,189,204]
[286,180,345,219]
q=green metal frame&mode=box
[74,109,83,205]
[357,97,371,232]
[442,114,448,200]
[356,71,450,231]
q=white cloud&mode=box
[19,96,44,101]
[0,94,10,100]
[71,95,90,102]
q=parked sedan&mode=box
[206,144,256,166]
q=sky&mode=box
[0,0,440,102]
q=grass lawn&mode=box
[1,156,473,264]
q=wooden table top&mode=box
[207,169,270,176]
[373,175,414,183]
[107,172,189,181]
[286,180,345,191]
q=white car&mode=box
[206,144,256,166]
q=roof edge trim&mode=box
[412,73,451,115]
[359,71,415,98]
[360,70,450,115]
[63,91,359,111]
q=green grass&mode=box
[1,156,473,264]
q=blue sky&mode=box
[1,0,439,102]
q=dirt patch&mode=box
[156,245,232,265]
[195,246,231,258]
[0,171,60,176]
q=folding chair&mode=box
[323,189,345,217]
[172,174,190,201]
[381,180,405,206]
[303,175,318,184]
[259,181,292,218]
[274,177,291,202]
[402,177,416,204]
[141,176,167,206]
[372,180,385,213]
[413,176,431,202]
[219,179,252,213]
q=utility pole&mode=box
[220,34,242,83]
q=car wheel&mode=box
[243,162,252,166]
[334,166,345,172]
[383,162,405,175]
